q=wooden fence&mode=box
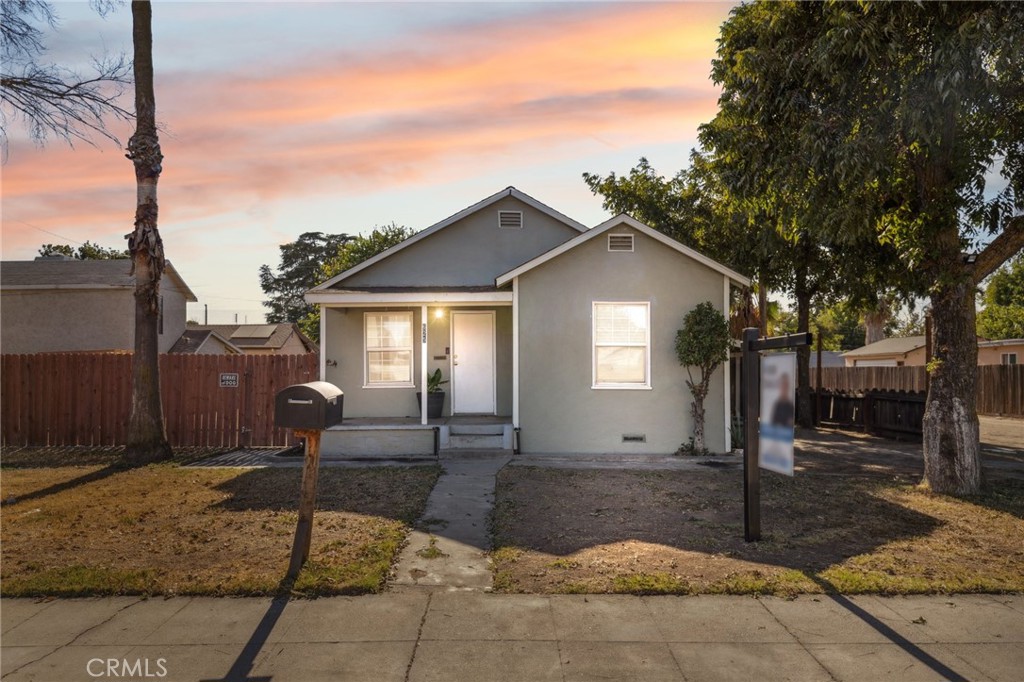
[1,353,319,448]
[815,365,1023,416]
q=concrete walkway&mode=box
[2,593,1021,681]
[392,452,511,591]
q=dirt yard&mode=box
[1,459,440,597]
[490,427,1024,595]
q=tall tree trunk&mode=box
[758,266,768,336]
[124,0,171,465]
[921,231,982,495]
[691,395,705,452]
[863,301,889,345]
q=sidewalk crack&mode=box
[403,591,433,682]
[757,599,839,682]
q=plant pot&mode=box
[416,391,445,419]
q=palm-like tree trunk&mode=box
[124,0,171,465]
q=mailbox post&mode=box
[274,382,343,580]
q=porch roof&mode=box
[307,285,511,306]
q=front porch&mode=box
[321,415,514,459]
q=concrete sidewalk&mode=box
[2,593,1021,681]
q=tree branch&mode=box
[972,215,1024,284]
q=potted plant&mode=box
[416,368,448,419]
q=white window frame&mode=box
[1003,352,1018,365]
[592,301,651,390]
[363,311,415,388]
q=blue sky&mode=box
[3,1,734,323]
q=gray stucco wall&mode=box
[1,289,134,353]
[340,196,581,288]
[1,282,190,355]
[322,305,512,418]
[517,224,730,454]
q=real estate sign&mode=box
[759,353,795,476]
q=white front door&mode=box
[452,311,495,414]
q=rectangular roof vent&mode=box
[498,210,523,229]
[608,234,634,252]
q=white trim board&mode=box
[306,291,513,306]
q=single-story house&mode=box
[843,335,1023,367]
[168,329,243,355]
[0,256,196,354]
[306,187,749,456]
[186,323,317,355]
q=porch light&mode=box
[434,308,445,320]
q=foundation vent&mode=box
[622,433,646,443]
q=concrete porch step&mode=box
[448,433,505,450]
[449,424,506,436]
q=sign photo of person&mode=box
[759,353,796,476]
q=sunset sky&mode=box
[2,1,734,323]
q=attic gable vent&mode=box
[498,210,523,229]
[608,234,634,252]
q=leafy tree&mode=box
[703,1,1024,495]
[38,241,129,259]
[977,255,1024,339]
[123,0,170,465]
[675,302,732,453]
[1,0,132,153]
[299,223,416,341]
[259,232,353,323]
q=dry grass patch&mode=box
[1,463,440,597]
[490,464,1024,596]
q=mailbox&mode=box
[274,381,343,430]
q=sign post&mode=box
[741,328,812,542]
[287,429,322,579]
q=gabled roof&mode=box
[1,258,198,302]
[169,329,243,355]
[310,187,588,292]
[186,323,316,353]
[842,336,926,358]
[496,214,751,287]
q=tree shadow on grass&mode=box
[210,465,441,525]
[1,464,124,508]
[492,466,944,577]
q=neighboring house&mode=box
[0,256,196,354]
[843,335,1024,367]
[306,187,749,456]
[168,329,243,355]
[978,338,1023,365]
[185,323,317,355]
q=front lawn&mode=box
[1,460,440,597]
[490,447,1024,596]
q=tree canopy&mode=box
[977,255,1024,340]
[298,223,416,341]
[38,241,129,259]
[702,1,1024,494]
[259,232,354,324]
[1,0,132,154]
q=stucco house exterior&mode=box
[1,257,196,354]
[306,187,749,456]
[843,335,1023,367]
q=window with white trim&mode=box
[593,302,650,388]
[1003,353,1018,365]
[364,312,414,386]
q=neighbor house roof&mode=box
[168,329,243,355]
[186,323,316,353]
[978,338,1024,348]
[496,214,751,287]
[1,257,198,302]
[842,336,926,358]
[309,187,588,293]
